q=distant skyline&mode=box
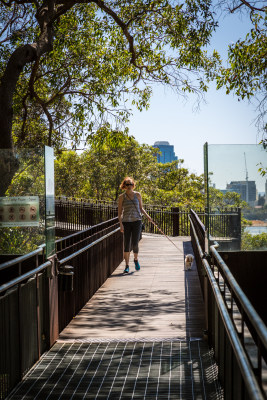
[128,8,264,178]
[207,144,267,193]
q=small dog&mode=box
[185,254,194,270]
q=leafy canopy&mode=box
[0,1,219,150]
[55,127,205,207]
[211,1,267,138]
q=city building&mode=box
[226,181,256,206]
[153,141,178,163]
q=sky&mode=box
[127,8,265,181]
[208,144,267,193]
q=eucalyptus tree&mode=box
[0,0,219,195]
[54,150,85,197]
[146,160,205,207]
[54,134,204,206]
[71,127,159,201]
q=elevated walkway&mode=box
[58,235,204,341]
[8,235,223,399]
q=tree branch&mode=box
[92,0,137,64]
[29,57,40,98]
[20,92,29,141]
[230,0,266,13]
[0,0,76,149]
[28,61,54,145]
[0,0,13,5]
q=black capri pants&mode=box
[122,220,142,253]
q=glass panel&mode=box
[0,147,55,257]
[45,146,55,258]
[0,148,45,255]
[203,142,210,248]
[204,144,267,251]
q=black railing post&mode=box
[237,207,241,249]
[172,207,179,236]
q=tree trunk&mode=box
[0,0,60,194]
[0,44,37,149]
[0,150,20,196]
[0,45,38,195]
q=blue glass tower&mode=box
[153,141,178,163]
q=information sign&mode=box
[0,196,40,227]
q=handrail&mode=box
[190,209,205,231]
[55,196,118,205]
[55,217,119,244]
[57,227,120,265]
[210,243,267,351]
[0,222,120,278]
[190,216,265,400]
[189,219,205,263]
[56,196,240,212]
[0,260,51,295]
[0,246,44,271]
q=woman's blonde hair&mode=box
[120,176,136,190]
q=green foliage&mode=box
[243,206,267,221]
[216,13,266,99]
[242,231,267,250]
[257,140,267,176]
[145,161,205,207]
[55,151,86,198]
[56,128,159,201]
[55,128,258,209]
[0,227,44,254]
[0,1,219,150]
[211,7,267,136]
[54,128,205,207]
[258,165,267,176]
[208,187,247,208]
[0,149,46,254]
[5,155,45,197]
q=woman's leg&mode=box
[123,222,132,268]
[132,220,142,261]
[124,251,130,265]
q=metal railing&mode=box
[55,197,187,236]
[55,197,240,239]
[190,210,267,400]
[208,208,241,238]
[55,197,118,236]
[0,246,51,400]
[56,220,123,332]
[0,204,245,399]
[55,217,119,254]
[208,208,242,251]
[0,218,123,400]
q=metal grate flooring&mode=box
[8,339,223,400]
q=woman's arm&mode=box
[118,194,124,232]
[136,192,152,221]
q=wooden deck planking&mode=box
[8,235,224,400]
[58,234,205,341]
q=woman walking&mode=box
[118,177,152,273]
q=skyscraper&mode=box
[153,141,178,163]
[226,181,256,206]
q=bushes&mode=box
[241,232,267,250]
